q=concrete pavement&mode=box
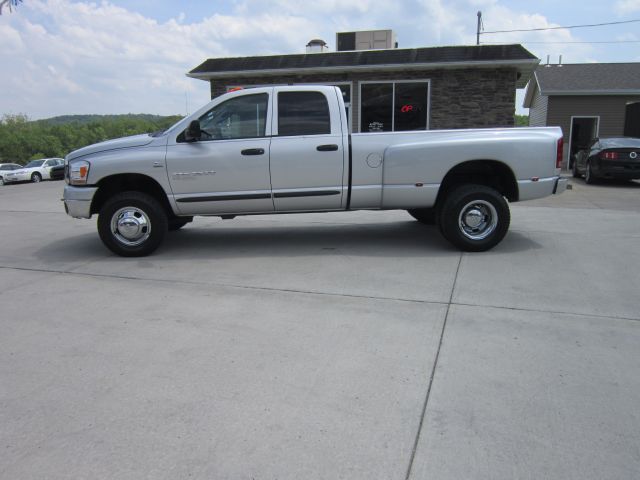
[0,179,638,479]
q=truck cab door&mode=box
[269,88,346,211]
[166,91,274,215]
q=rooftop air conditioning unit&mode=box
[336,30,397,52]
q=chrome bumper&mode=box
[63,185,98,218]
[553,177,568,195]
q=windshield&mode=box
[25,160,45,168]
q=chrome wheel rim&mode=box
[32,174,41,183]
[458,200,498,241]
[110,206,151,246]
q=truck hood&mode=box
[66,134,154,161]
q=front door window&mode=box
[197,93,268,141]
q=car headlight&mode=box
[68,160,90,185]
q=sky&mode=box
[1,0,640,119]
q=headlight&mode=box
[69,160,90,185]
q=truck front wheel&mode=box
[438,185,510,252]
[97,191,168,257]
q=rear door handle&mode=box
[241,148,265,156]
[316,144,339,152]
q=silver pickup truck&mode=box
[63,85,566,257]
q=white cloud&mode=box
[0,0,319,118]
[0,0,615,119]
[476,6,590,58]
[615,0,640,14]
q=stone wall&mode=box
[208,67,517,132]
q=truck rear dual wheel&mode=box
[97,191,168,257]
[438,184,510,252]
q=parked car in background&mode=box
[573,137,640,184]
[3,158,64,184]
[49,163,65,181]
[0,163,23,185]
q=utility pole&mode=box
[476,11,482,46]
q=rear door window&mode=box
[278,92,331,136]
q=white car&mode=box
[0,163,23,186]
[3,158,64,184]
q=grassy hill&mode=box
[0,113,183,164]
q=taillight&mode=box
[556,137,563,169]
[599,151,618,160]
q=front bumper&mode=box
[63,185,98,218]
[3,175,22,183]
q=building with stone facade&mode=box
[187,43,538,134]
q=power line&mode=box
[481,18,640,35]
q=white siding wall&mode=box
[528,88,548,127]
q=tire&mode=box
[0,177,4,186]
[572,159,581,178]
[407,208,436,225]
[437,184,510,252]
[168,217,192,231]
[31,172,42,183]
[585,162,597,184]
[97,191,168,257]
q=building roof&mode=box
[188,44,538,88]
[524,63,640,107]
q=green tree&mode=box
[0,113,183,164]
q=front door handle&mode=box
[241,148,265,156]
[316,144,339,152]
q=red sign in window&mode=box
[400,104,414,113]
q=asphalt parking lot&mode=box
[1,178,639,479]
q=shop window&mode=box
[360,81,429,133]
[361,83,393,132]
[278,91,331,136]
[394,83,429,131]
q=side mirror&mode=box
[184,120,202,142]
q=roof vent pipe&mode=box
[306,39,328,53]
[545,55,551,67]
[558,55,563,66]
